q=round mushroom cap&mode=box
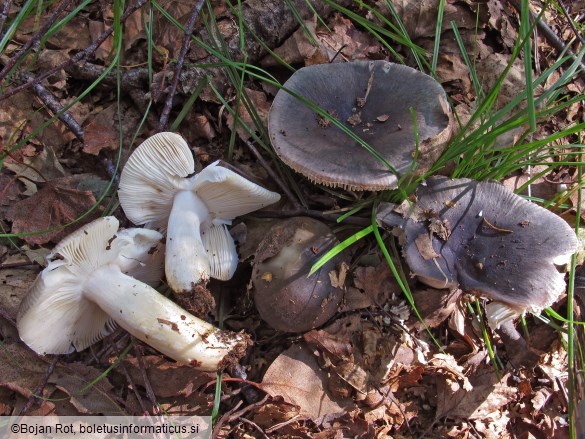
[251,217,345,332]
[389,176,578,313]
[17,217,164,355]
[268,61,452,191]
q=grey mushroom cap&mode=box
[268,60,452,191]
[377,176,578,316]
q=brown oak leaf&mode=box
[7,178,97,245]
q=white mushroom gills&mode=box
[16,217,248,371]
[118,133,280,292]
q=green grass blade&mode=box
[520,0,536,133]
[309,225,373,276]
[431,0,446,75]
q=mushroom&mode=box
[377,176,578,328]
[251,217,346,332]
[268,60,452,191]
[17,216,250,371]
[118,132,281,298]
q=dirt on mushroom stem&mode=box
[173,283,216,318]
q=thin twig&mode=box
[0,0,148,102]
[111,343,150,415]
[558,1,585,45]
[482,217,513,233]
[65,61,149,89]
[0,0,74,84]
[158,0,205,131]
[131,337,162,416]
[212,400,243,439]
[0,261,39,269]
[0,0,12,38]
[237,417,269,439]
[244,141,301,209]
[265,415,303,434]
[18,355,60,416]
[508,0,585,75]
[227,394,270,422]
[22,72,85,141]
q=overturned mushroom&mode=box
[17,217,250,372]
[377,176,578,327]
[268,60,452,191]
[118,132,281,301]
[251,217,346,332]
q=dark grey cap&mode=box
[379,176,578,318]
[268,61,452,190]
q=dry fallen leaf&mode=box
[0,342,123,415]
[410,288,461,331]
[414,233,440,260]
[261,343,355,421]
[83,104,120,155]
[123,355,213,400]
[318,13,380,61]
[352,264,400,305]
[4,146,67,195]
[0,264,39,321]
[225,88,271,142]
[435,368,516,421]
[261,16,326,67]
[6,177,98,245]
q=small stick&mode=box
[65,62,149,89]
[237,418,269,439]
[0,0,74,84]
[0,0,12,38]
[244,141,301,209]
[17,355,60,416]
[22,72,85,141]
[131,338,162,416]
[158,0,205,132]
[212,400,243,439]
[507,0,585,75]
[0,261,39,269]
[0,0,148,102]
[557,1,585,45]
[482,217,513,233]
[227,394,269,422]
[265,415,303,434]
[110,343,150,415]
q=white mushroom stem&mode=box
[84,264,246,371]
[165,189,211,292]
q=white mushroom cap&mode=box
[17,217,163,354]
[118,133,281,293]
[17,216,250,371]
[119,132,194,229]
